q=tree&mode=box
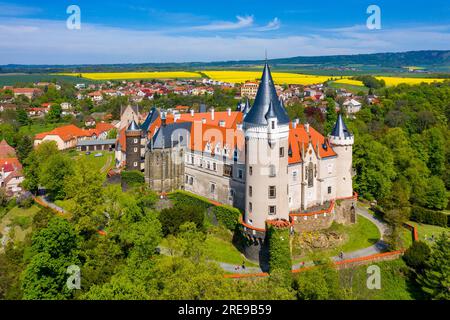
[22,141,59,194]
[15,135,33,163]
[293,263,342,300]
[353,134,396,200]
[423,176,448,210]
[403,241,431,273]
[64,158,105,235]
[106,128,118,139]
[158,205,205,236]
[422,128,445,176]
[46,104,62,123]
[16,108,29,126]
[417,233,450,300]
[324,98,338,134]
[40,153,74,200]
[22,217,80,300]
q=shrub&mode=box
[11,215,32,229]
[212,205,241,231]
[121,170,145,186]
[158,205,205,236]
[267,225,291,273]
[403,241,431,273]
[410,206,447,227]
[168,190,212,211]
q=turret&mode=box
[125,120,142,171]
[243,63,290,232]
[329,114,354,198]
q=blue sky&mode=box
[1,0,450,64]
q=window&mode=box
[249,166,253,175]
[308,162,314,187]
[249,202,252,212]
[133,147,138,152]
[210,183,216,194]
[269,206,276,215]
[271,121,275,130]
[238,169,243,179]
[269,186,276,199]
[133,161,138,167]
[249,186,252,197]
[206,161,210,170]
[269,165,276,177]
[134,138,138,143]
[279,147,284,158]
[213,162,217,171]
[185,175,189,183]
[223,164,232,177]
[293,170,298,182]
[328,186,332,194]
[233,149,238,162]
[189,177,193,185]
[191,156,194,164]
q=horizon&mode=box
[1,1,450,64]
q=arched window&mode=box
[308,162,314,187]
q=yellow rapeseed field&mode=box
[334,77,445,87]
[57,71,202,80]
[202,71,336,85]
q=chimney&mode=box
[190,109,194,117]
[211,107,215,121]
[227,108,231,116]
[304,123,310,133]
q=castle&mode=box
[116,64,356,258]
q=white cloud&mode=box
[190,15,254,31]
[0,18,450,64]
[255,18,281,32]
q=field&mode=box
[203,70,335,85]
[333,77,445,87]
[0,205,41,250]
[19,122,69,136]
[0,73,96,86]
[71,150,114,173]
[406,221,448,243]
[57,71,202,80]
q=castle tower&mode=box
[328,114,354,198]
[243,63,291,232]
[125,120,142,171]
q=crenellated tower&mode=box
[328,114,354,198]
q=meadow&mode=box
[58,71,202,80]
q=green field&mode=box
[407,221,448,243]
[0,205,41,248]
[72,150,114,173]
[19,122,69,136]
[0,74,96,86]
[338,259,420,300]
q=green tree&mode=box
[21,217,80,300]
[46,104,62,123]
[16,108,29,126]
[417,233,450,300]
[40,153,74,200]
[403,241,431,273]
[15,135,33,163]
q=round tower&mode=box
[328,114,354,198]
[125,120,142,171]
[243,63,291,234]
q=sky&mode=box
[1,0,450,64]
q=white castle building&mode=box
[117,63,355,238]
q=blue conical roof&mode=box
[244,63,290,126]
[126,120,140,132]
[330,114,352,138]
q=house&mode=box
[27,107,49,117]
[88,91,103,102]
[0,140,16,158]
[0,103,16,112]
[13,88,43,99]
[0,158,24,195]
[240,82,259,99]
[85,116,96,127]
[34,123,115,150]
[61,102,72,110]
[342,99,362,115]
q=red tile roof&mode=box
[0,140,16,158]
[35,123,114,142]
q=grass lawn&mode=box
[406,221,448,244]
[0,205,41,246]
[293,215,380,263]
[19,122,69,136]
[328,81,370,94]
[204,234,257,267]
[72,150,114,173]
[339,259,421,300]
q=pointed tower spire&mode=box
[330,113,352,139]
[244,63,289,126]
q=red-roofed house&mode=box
[13,88,43,99]
[0,140,16,158]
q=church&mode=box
[116,63,356,244]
